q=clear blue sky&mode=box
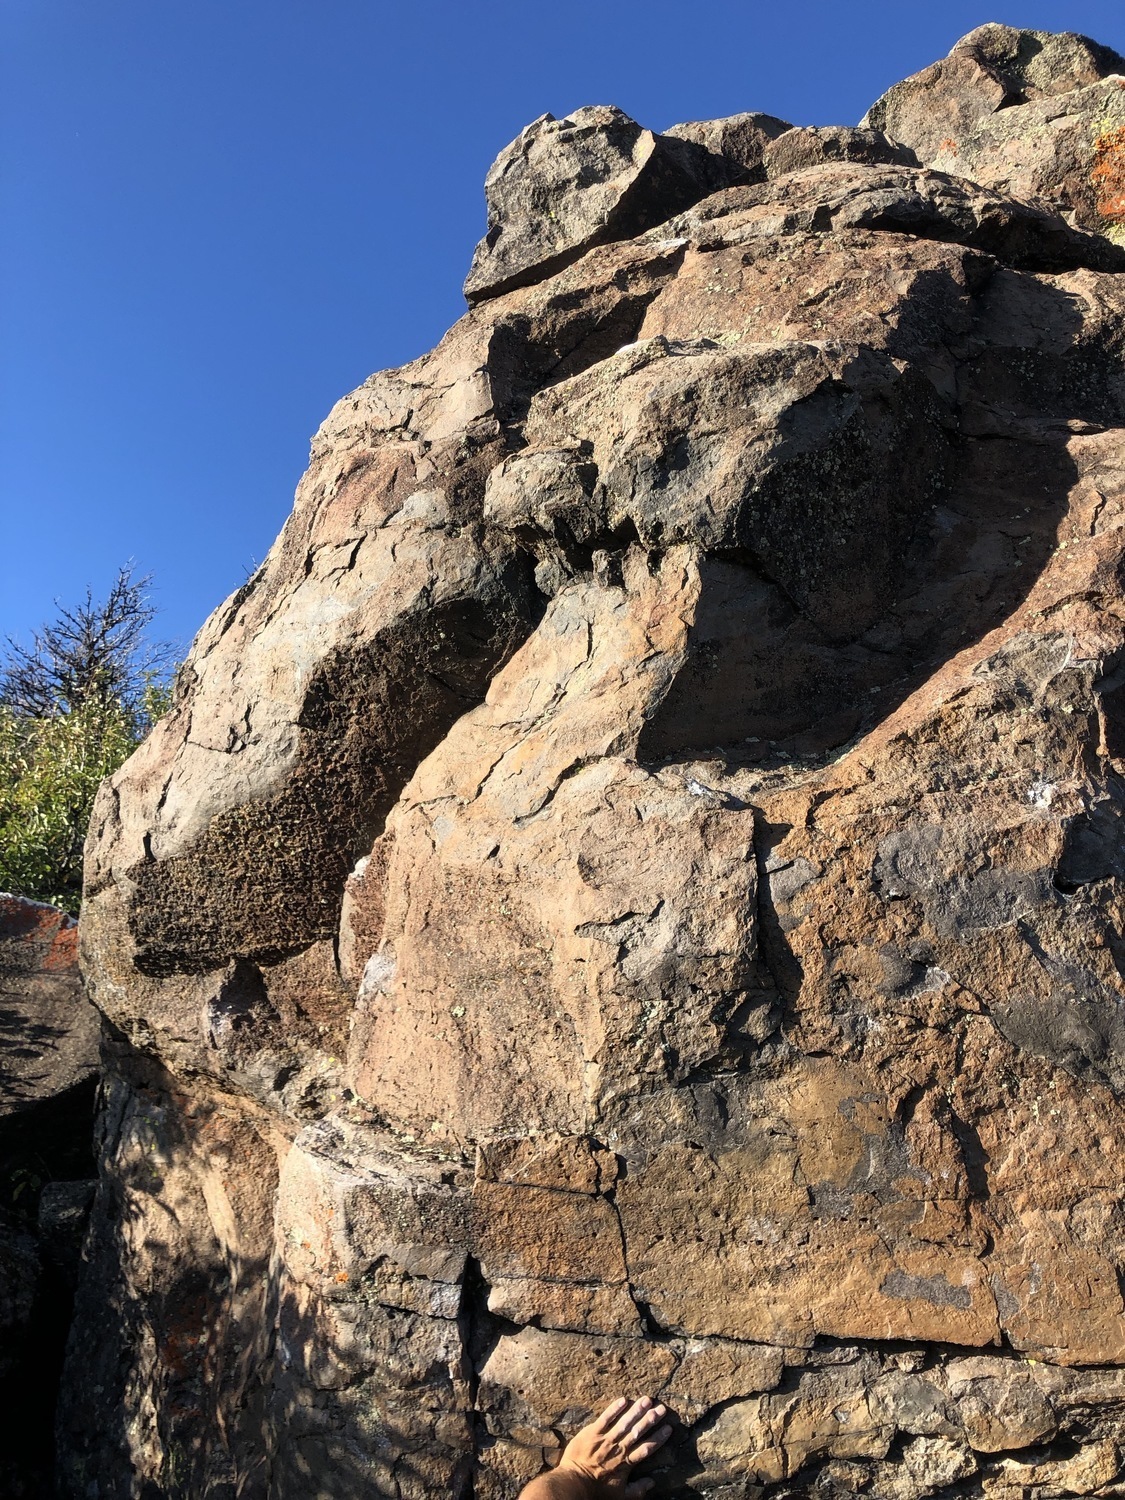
[4,0,1125,660]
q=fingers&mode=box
[618,1400,667,1451]
[609,1396,657,1442]
[629,1405,667,1441]
[583,1395,673,1485]
[627,1425,673,1464]
[591,1396,630,1435]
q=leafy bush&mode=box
[0,568,174,913]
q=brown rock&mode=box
[652,160,1125,272]
[0,894,97,1116]
[929,79,1125,237]
[695,1368,894,1484]
[63,28,1125,1498]
[57,1077,284,1496]
[862,26,1125,240]
[997,1438,1120,1496]
[862,24,1125,163]
[764,124,918,176]
[476,1326,681,1494]
[343,555,759,1141]
[665,110,792,184]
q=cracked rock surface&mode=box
[61,24,1125,1500]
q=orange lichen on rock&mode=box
[1092,125,1125,221]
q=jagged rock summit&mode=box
[65,24,1125,1499]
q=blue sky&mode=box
[5,0,1125,660]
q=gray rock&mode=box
[764,124,918,177]
[655,160,1125,274]
[862,23,1125,162]
[0,1218,38,1378]
[665,109,792,185]
[463,105,717,303]
[37,1179,95,1287]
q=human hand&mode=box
[556,1395,673,1496]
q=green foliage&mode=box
[0,695,140,913]
[0,566,177,914]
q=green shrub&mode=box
[0,567,174,913]
[0,696,138,912]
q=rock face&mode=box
[862,24,1125,237]
[1,894,98,1116]
[65,24,1125,1500]
[464,106,794,304]
[0,895,99,1496]
[762,125,917,177]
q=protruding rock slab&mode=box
[463,106,716,303]
[653,160,1125,272]
[665,109,792,183]
[763,124,917,176]
[929,78,1125,236]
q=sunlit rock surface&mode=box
[62,25,1125,1499]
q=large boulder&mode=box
[62,25,1125,1500]
[863,25,1125,239]
[862,23,1125,160]
[464,106,728,303]
[763,124,918,176]
[664,109,792,181]
[928,79,1125,237]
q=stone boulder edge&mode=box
[862,24,1125,241]
[464,105,729,304]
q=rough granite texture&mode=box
[61,25,1125,1500]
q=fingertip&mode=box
[594,1395,630,1432]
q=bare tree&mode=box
[0,564,174,724]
